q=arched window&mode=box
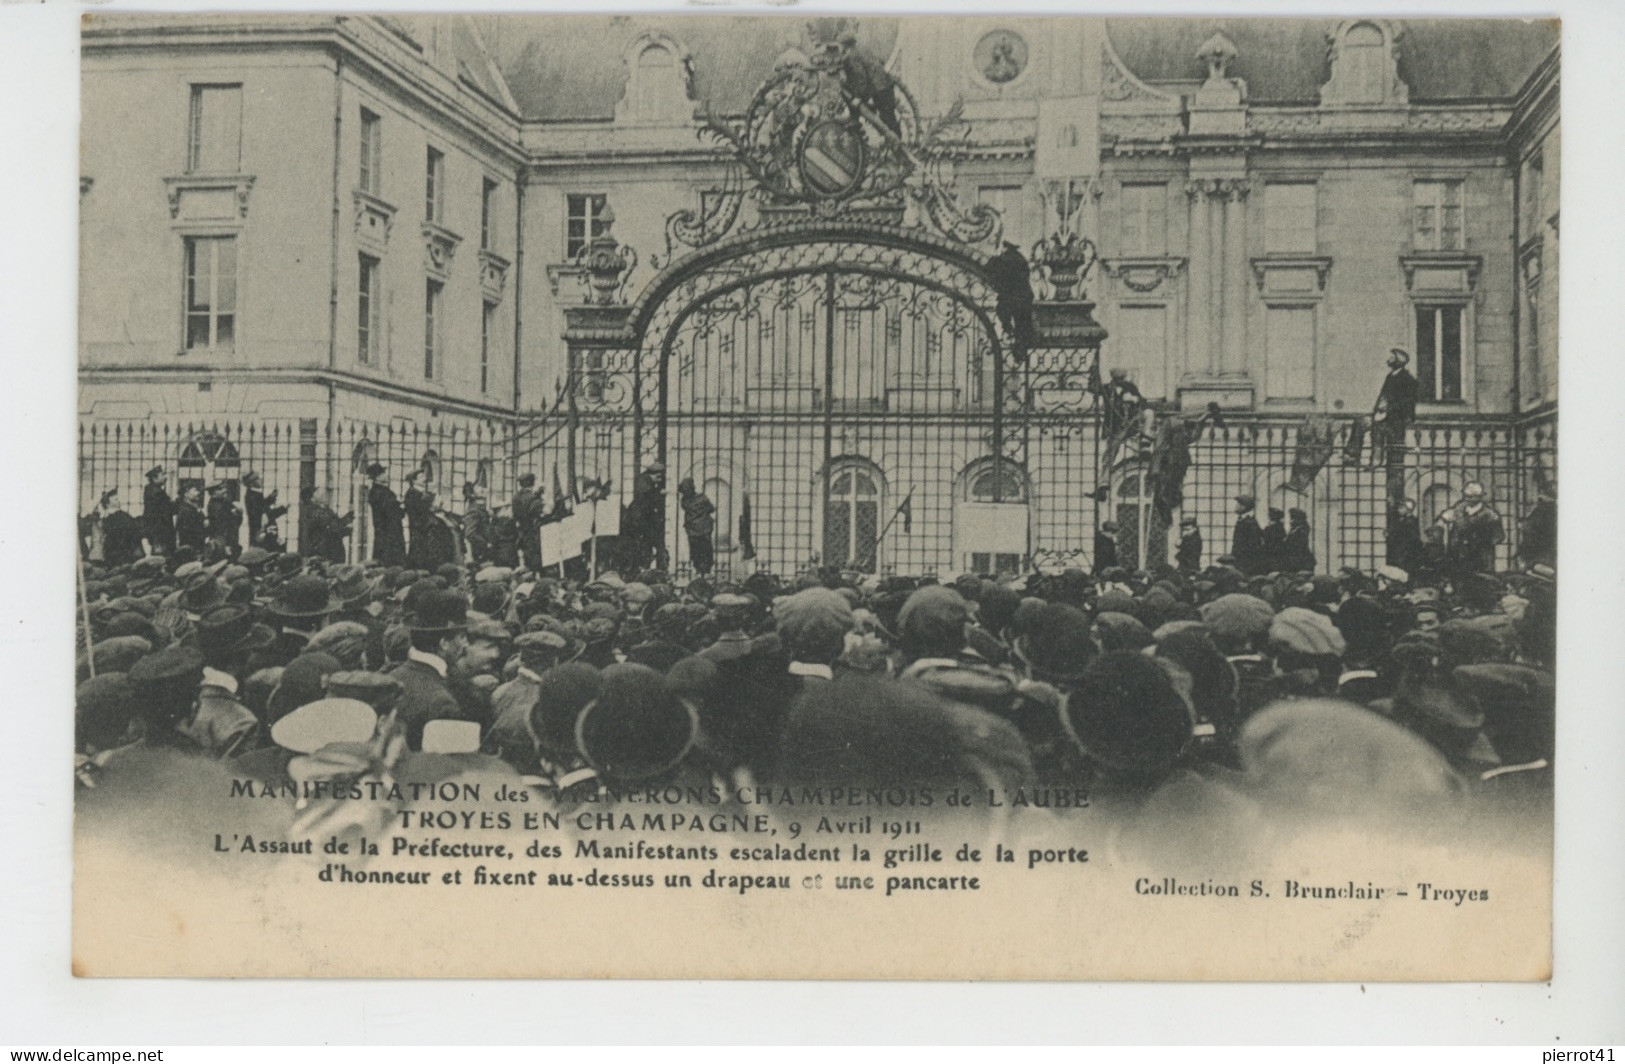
[966,459,1028,504]
[1322,20,1406,108]
[1111,465,1154,571]
[617,34,694,125]
[178,430,240,498]
[957,458,1030,576]
[1343,23,1386,103]
[633,45,673,115]
[824,459,884,572]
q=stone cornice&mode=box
[77,364,520,419]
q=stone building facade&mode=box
[79,14,1558,575]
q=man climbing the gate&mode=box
[985,240,1037,361]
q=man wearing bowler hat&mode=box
[258,573,342,670]
[366,463,407,566]
[142,465,176,555]
[184,603,274,757]
[390,588,473,750]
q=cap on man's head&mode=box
[1234,493,1256,509]
[365,463,387,478]
[1463,482,1487,499]
[145,465,165,481]
[1388,347,1411,364]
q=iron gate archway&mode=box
[565,224,1105,579]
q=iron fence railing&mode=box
[79,409,1555,576]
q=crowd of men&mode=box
[75,483,1558,858]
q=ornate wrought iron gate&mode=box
[569,229,1063,579]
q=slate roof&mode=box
[481,15,1555,121]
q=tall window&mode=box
[188,84,242,174]
[1118,183,1167,256]
[358,254,380,365]
[1263,305,1315,400]
[631,44,675,117]
[1413,179,1464,251]
[481,178,498,250]
[567,193,610,260]
[1414,304,1464,402]
[423,280,443,379]
[1264,183,1317,254]
[824,462,882,573]
[184,236,236,351]
[1112,305,1167,398]
[480,301,495,394]
[425,147,444,223]
[359,108,381,195]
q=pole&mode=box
[589,496,599,581]
[77,547,97,677]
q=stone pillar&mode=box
[1185,180,1212,378]
[1206,185,1224,375]
[1221,179,1250,375]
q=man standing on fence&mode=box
[142,466,176,556]
[1231,493,1264,576]
[624,461,668,572]
[366,463,407,566]
[1176,515,1202,574]
[1442,481,1505,578]
[1368,347,1419,468]
[300,485,352,563]
[242,471,287,548]
[512,472,542,572]
[678,476,717,578]
[176,485,207,556]
[206,482,242,560]
[1387,498,1424,574]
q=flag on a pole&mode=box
[898,493,912,535]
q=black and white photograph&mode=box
[59,7,1575,982]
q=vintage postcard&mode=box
[72,11,1557,980]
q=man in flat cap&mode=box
[142,466,176,556]
[366,463,407,566]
